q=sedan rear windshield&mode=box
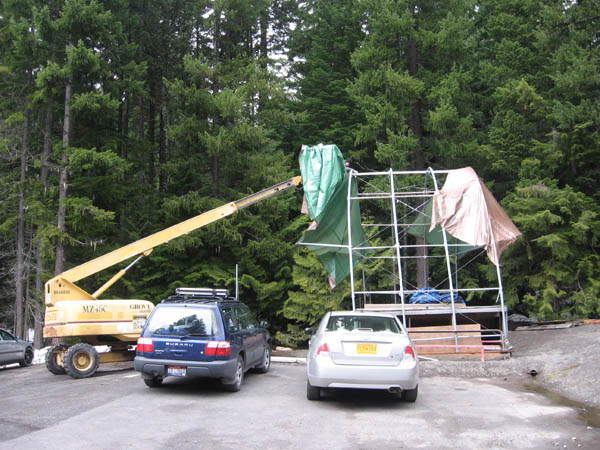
[326,316,402,334]
[146,307,222,337]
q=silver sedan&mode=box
[306,311,419,401]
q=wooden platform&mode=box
[361,303,506,330]
[408,324,482,355]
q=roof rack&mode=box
[175,287,230,298]
[161,287,237,304]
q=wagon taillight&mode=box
[205,341,231,356]
[136,337,154,353]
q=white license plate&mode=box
[167,366,186,377]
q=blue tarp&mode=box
[409,287,466,304]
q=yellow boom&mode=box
[44,176,302,307]
[42,176,302,380]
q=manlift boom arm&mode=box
[45,176,302,306]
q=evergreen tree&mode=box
[287,0,364,155]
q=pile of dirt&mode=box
[419,323,600,410]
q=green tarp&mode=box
[298,144,369,287]
[408,200,478,256]
[298,144,346,223]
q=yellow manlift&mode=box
[44,176,302,378]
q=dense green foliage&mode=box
[1,0,599,345]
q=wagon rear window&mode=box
[146,307,221,337]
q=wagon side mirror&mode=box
[304,327,314,336]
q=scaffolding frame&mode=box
[343,168,509,339]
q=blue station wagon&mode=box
[134,288,271,391]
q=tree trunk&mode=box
[33,239,46,349]
[55,79,72,276]
[15,100,31,338]
[408,12,427,288]
[211,8,221,193]
[158,80,169,192]
[257,9,268,115]
[23,226,33,339]
[34,102,53,348]
[41,104,52,188]
[148,97,156,187]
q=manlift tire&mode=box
[64,343,100,379]
[45,344,68,375]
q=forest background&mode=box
[1,0,599,348]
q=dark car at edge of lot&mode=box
[0,327,34,368]
[134,288,271,391]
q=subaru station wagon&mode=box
[134,288,271,391]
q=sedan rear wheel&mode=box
[306,380,321,401]
[403,385,418,402]
[20,347,34,367]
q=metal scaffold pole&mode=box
[389,169,407,327]
[347,171,356,311]
[428,168,459,346]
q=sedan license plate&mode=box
[167,366,186,377]
[357,343,377,354]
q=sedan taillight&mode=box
[403,345,416,361]
[316,342,329,356]
[137,337,154,353]
[205,341,231,356]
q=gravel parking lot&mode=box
[1,358,598,450]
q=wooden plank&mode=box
[364,303,467,310]
[515,322,575,331]
[408,324,482,355]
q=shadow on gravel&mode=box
[92,367,135,377]
[316,388,413,410]
[136,371,266,397]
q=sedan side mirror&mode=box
[304,327,314,336]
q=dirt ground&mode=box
[419,322,600,412]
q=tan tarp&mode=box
[430,167,522,266]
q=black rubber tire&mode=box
[45,344,68,375]
[403,385,418,402]
[20,347,34,367]
[63,343,100,379]
[254,344,271,373]
[144,376,163,388]
[223,356,244,392]
[307,380,321,401]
